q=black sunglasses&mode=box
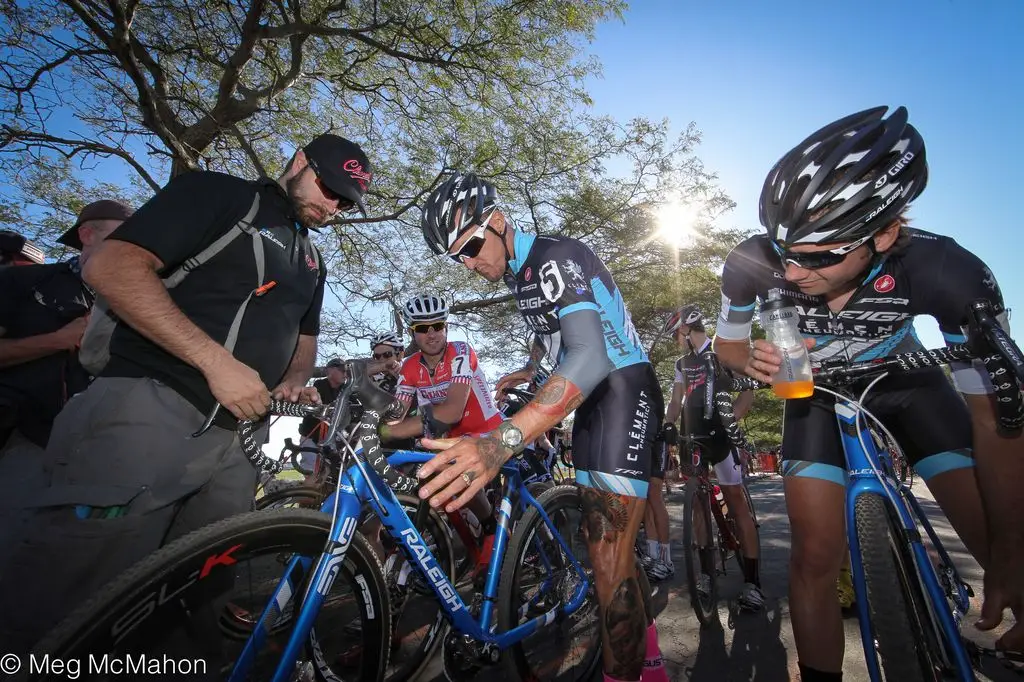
[411,322,446,334]
[372,350,396,360]
[307,159,356,214]
[772,235,871,270]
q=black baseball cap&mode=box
[326,357,345,368]
[303,135,372,217]
[58,200,134,250]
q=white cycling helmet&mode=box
[402,293,449,325]
[370,331,404,351]
[663,304,705,335]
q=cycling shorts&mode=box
[682,434,742,487]
[516,448,553,485]
[572,362,662,498]
[651,441,668,480]
[782,367,973,486]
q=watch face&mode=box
[502,425,524,447]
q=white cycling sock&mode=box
[659,542,672,564]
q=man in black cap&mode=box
[0,200,133,456]
[0,134,373,653]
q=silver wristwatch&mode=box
[496,421,526,453]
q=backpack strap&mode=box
[162,192,264,355]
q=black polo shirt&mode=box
[0,260,94,446]
[104,171,327,425]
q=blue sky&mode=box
[582,0,1023,348]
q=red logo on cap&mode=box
[343,159,372,191]
[874,274,895,293]
[524,267,532,282]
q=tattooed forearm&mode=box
[604,577,646,679]
[581,488,630,544]
[536,376,567,404]
[476,433,512,470]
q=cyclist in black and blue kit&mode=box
[415,172,670,682]
[714,106,1023,679]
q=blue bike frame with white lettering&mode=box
[836,399,974,681]
[230,449,590,682]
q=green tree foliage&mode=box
[0,0,784,440]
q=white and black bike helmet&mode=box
[402,293,449,325]
[421,172,499,256]
[369,331,404,352]
[663,304,705,335]
[760,106,928,246]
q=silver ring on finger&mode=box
[462,471,476,486]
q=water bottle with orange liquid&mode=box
[760,289,814,399]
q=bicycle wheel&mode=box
[28,509,390,682]
[255,485,324,510]
[498,484,602,682]
[854,493,944,681]
[683,477,719,627]
[729,483,761,577]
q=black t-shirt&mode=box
[103,172,327,423]
[0,261,94,445]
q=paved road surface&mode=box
[420,475,1021,681]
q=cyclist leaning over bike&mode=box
[664,304,761,608]
[713,106,1021,679]
[415,172,671,682]
[380,293,504,572]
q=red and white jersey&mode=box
[396,341,503,437]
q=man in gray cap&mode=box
[0,135,372,654]
[0,200,133,455]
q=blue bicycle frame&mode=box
[836,399,974,681]
[231,448,591,682]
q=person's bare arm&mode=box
[733,390,755,421]
[273,334,318,402]
[967,392,1024,648]
[83,239,269,419]
[386,383,472,440]
[665,381,685,425]
[495,336,545,398]
[712,337,754,376]
[0,318,86,368]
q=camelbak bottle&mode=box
[760,289,814,399]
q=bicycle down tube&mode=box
[836,400,974,681]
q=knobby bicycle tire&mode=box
[255,485,324,510]
[684,477,719,627]
[854,493,943,682]
[498,484,603,682]
[24,509,390,682]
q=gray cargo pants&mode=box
[0,377,258,654]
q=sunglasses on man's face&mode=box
[372,350,396,360]
[772,234,872,270]
[307,160,356,214]
[411,322,446,335]
[448,208,496,263]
